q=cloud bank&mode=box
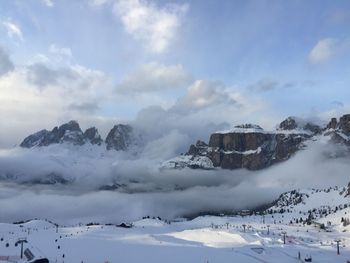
[0,131,349,224]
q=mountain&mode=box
[325,114,350,145]
[17,114,350,173]
[162,118,323,170]
[266,183,350,226]
[20,120,135,151]
[105,124,133,151]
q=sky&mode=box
[1,0,350,148]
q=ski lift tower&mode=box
[15,238,28,259]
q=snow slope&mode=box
[1,183,350,263]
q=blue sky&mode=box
[0,0,350,146]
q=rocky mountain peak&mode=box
[279,117,298,130]
[84,127,103,145]
[105,124,133,151]
[21,120,94,147]
[327,118,337,130]
[20,129,50,148]
[339,114,350,135]
[278,117,321,134]
[57,120,85,145]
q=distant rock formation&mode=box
[20,120,85,147]
[20,121,132,150]
[325,114,350,145]
[84,127,103,145]
[163,118,322,171]
[105,124,133,151]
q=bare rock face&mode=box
[105,124,133,151]
[20,121,98,147]
[207,130,306,170]
[279,117,321,134]
[339,114,350,135]
[84,127,103,145]
[178,123,310,171]
[327,118,337,129]
[279,117,298,130]
[326,114,350,145]
[346,182,350,197]
[20,129,50,148]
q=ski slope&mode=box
[0,213,349,263]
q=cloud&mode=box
[132,79,271,150]
[2,20,23,40]
[331,100,344,108]
[97,0,188,53]
[116,62,192,94]
[68,102,100,113]
[247,79,296,92]
[172,80,238,113]
[0,46,14,76]
[26,63,74,88]
[0,135,349,224]
[0,56,115,148]
[41,0,54,7]
[308,38,337,64]
[49,44,72,61]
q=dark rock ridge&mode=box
[21,120,86,147]
[169,118,320,171]
[105,124,133,151]
[325,114,350,145]
[20,120,133,151]
[84,127,103,145]
[278,116,322,134]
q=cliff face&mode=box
[326,114,350,145]
[162,120,318,171]
[185,126,308,170]
[20,121,133,151]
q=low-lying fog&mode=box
[0,138,349,225]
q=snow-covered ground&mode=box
[0,205,349,262]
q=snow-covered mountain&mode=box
[20,120,144,153]
[0,114,348,189]
[162,115,350,170]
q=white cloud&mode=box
[49,44,72,58]
[41,0,54,7]
[0,58,116,148]
[308,38,337,64]
[172,80,238,113]
[96,0,188,53]
[308,38,350,64]
[117,62,192,93]
[2,20,23,40]
[0,46,14,76]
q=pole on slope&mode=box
[282,231,287,244]
[335,240,341,255]
[15,238,28,259]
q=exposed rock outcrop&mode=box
[21,121,104,148]
[105,124,133,151]
[325,114,350,146]
[279,117,298,130]
[279,117,321,134]
[165,122,312,171]
[339,114,350,135]
[84,127,103,145]
[327,118,337,130]
[20,129,50,148]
